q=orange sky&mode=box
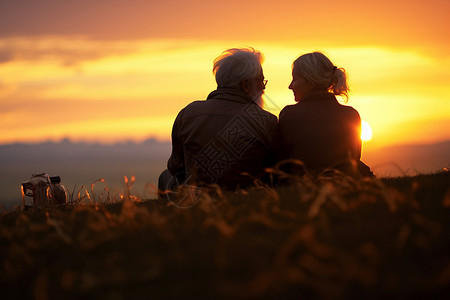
[1,0,449,151]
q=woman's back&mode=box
[279,91,361,172]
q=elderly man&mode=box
[159,48,277,195]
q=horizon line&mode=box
[1,137,449,148]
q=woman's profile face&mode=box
[289,71,313,102]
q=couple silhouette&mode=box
[159,48,373,197]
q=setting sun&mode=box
[361,120,373,141]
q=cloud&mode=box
[0,32,448,148]
[0,37,140,66]
[0,0,217,39]
[0,49,14,63]
[0,0,448,54]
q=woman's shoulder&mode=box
[279,103,299,116]
[344,104,359,114]
[338,103,361,121]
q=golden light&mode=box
[0,36,448,147]
[361,120,373,141]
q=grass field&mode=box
[1,170,449,299]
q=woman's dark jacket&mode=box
[278,91,362,173]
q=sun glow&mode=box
[0,35,448,147]
[361,120,373,141]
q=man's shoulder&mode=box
[178,100,208,115]
[180,98,277,124]
[184,100,207,109]
[257,105,278,121]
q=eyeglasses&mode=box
[246,78,268,88]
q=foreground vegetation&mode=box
[1,170,449,299]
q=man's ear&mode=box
[240,79,249,92]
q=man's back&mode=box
[168,88,277,189]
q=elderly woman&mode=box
[278,52,372,177]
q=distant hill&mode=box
[363,140,450,177]
[0,138,171,208]
[1,138,449,208]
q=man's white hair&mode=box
[213,48,263,88]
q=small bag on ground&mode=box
[21,173,67,207]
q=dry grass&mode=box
[1,170,449,299]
